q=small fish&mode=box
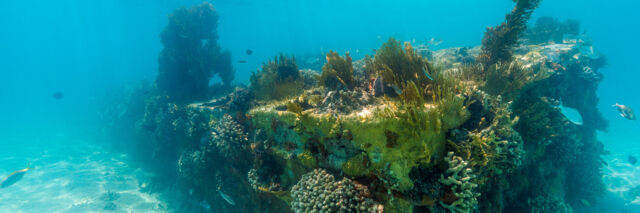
[219,191,235,205]
[613,103,636,120]
[200,200,211,210]
[546,61,566,71]
[558,104,583,125]
[246,49,253,55]
[304,57,320,64]
[53,92,64,100]
[389,84,403,95]
[428,37,443,46]
[1,167,34,188]
[372,77,384,97]
[600,157,608,166]
[237,60,247,63]
[629,155,637,165]
[422,69,434,81]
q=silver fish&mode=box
[200,200,211,210]
[372,77,385,97]
[1,167,33,188]
[219,191,236,205]
[613,103,636,120]
[559,105,583,125]
[428,37,443,46]
[423,69,434,81]
[389,84,403,95]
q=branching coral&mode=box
[290,169,380,213]
[444,92,526,212]
[250,54,304,100]
[320,51,355,90]
[178,148,212,186]
[156,2,233,102]
[248,150,286,192]
[209,114,249,159]
[439,152,480,213]
[178,114,249,187]
[478,0,541,68]
[453,95,524,175]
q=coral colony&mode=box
[103,1,610,212]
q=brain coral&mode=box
[291,169,381,213]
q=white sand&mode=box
[0,134,167,213]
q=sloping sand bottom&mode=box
[0,134,167,212]
[585,134,640,212]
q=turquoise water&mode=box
[1,0,638,212]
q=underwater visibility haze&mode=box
[1,0,639,212]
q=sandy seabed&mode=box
[0,133,167,213]
[2,132,639,213]
[576,134,640,213]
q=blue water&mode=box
[1,0,638,212]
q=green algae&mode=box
[250,54,304,101]
[320,51,356,90]
[249,91,469,191]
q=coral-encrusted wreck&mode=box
[102,1,610,212]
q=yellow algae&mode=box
[249,92,469,192]
[297,151,317,168]
[258,187,292,204]
[342,153,369,177]
[385,197,414,213]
